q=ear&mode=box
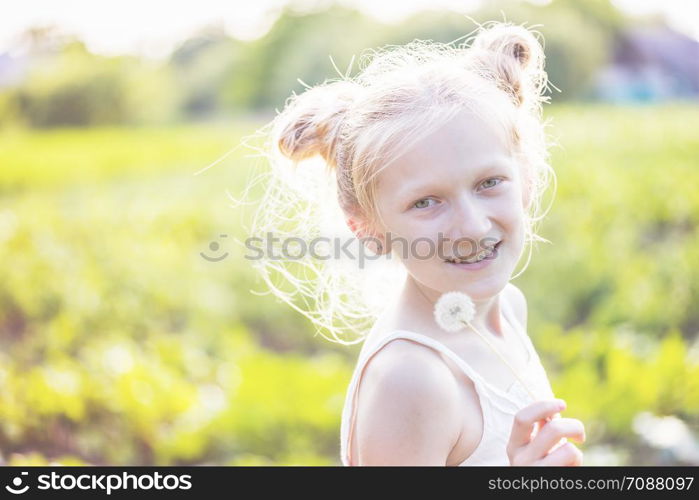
[346,215,388,255]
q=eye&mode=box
[413,198,436,209]
[480,177,503,190]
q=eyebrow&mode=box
[397,160,512,200]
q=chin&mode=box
[450,280,502,301]
[441,264,512,301]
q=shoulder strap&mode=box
[377,331,528,408]
[361,331,489,387]
[342,329,524,465]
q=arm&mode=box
[353,340,463,465]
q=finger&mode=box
[533,411,562,438]
[535,442,584,466]
[544,413,584,444]
[509,399,566,449]
[546,411,562,423]
[526,418,585,460]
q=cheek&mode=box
[412,238,435,259]
[381,216,437,250]
[505,202,525,232]
[499,188,526,228]
[500,204,526,260]
[389,231,440,264]
[503,207,526,252]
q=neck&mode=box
[402,275,505,337]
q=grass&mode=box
[1,102,698,465]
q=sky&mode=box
[0,0,697,59]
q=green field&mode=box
[1,103,698,465]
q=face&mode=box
[366,109,527,301]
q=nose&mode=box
[446,195,493,254]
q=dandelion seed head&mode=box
[434,291,476,332]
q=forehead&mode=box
[376,109,513,195]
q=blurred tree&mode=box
[7,38,180,127]
[170,25,248,118]
[0,0,656,122]
[217,4,388,111]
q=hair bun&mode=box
[467,22,546,108]
[276,80,360,166]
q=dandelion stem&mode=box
[461,319,537,401]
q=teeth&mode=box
[448,246,495,264]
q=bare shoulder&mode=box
[353,338,463,465]
[504,282,528,329]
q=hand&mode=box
[506,399,585,466]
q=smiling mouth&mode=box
[444,240,502,264]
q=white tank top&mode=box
[339,301,555,466]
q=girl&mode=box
[246,19,585,465]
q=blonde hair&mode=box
[238,19,558,345]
